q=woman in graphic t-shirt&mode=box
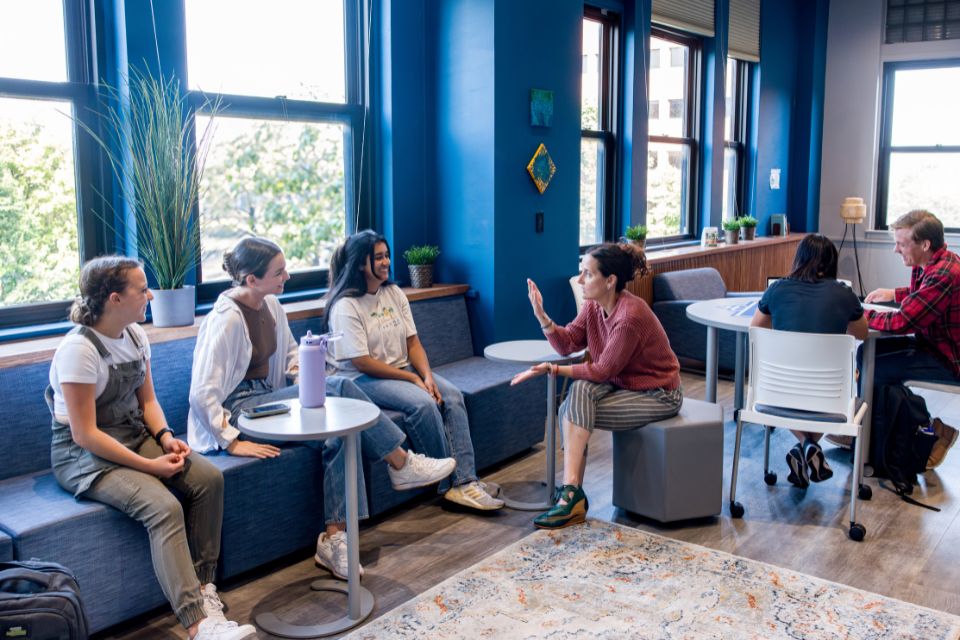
[323,230,503,511]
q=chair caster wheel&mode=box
[858,484,872,500]
[729,501,744,518]
[848,522,866,542]
[764,472,777,486]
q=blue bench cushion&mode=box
[0,530,12,561]
[434,357,547,469]
[0,471,164,633]
[0,362,56,481]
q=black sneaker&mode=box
[786,444,809,488]
[805,440,834,482]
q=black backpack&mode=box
[869,384,939,508]
[0,560,89,640]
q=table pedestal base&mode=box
[255,580,375,639]
[501,372,558,512]
[502,481,553,511]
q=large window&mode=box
[876,60,960,230]
[0,1,96,327]
[579,7,620,248]
[723,57,750,220]
[185,0,364,296]
[647,29,700,240]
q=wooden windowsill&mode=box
[645,234,804,266]
[0,284,470,369]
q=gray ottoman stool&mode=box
[611,398,723,523]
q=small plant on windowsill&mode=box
[738,216,758,241]
[402,245,441,289]
[622,224,648,250]
[722,219,741,245]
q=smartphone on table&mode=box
[241,402,291,419]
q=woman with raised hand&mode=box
[323,230,504,511]
[188,237,454,580]
[513,243,682,529]
[750,233,867,488]
[48,256,255,640]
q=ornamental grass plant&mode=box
[78,69,219,289]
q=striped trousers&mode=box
[560,380,682,432]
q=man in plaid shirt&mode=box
[863,210,960,469]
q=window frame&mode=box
[723,57,750,221]
[0,0,108,329]
[875,57,960,232]
[580,5,621,251]
[187,0,369,304]
[647,26,702,243]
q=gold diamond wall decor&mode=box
[526,143,556,194]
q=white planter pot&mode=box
[150,286,196,327]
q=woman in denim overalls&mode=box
[47,256,255,640]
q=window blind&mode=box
[729,0,761,61]
[652,0,714,37]
[886,0,960,44]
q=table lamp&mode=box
[838,197,866,295]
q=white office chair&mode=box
[569,275,584,313]
[729,327,871,541]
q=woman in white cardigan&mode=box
[188,237,454,579]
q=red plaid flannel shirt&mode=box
[865,246,960,376]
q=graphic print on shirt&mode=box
[371,305,404,333]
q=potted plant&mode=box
[402,245,440,289]
[623,224,648,249]
[77,69,219,327]
[738,215,758,241]
[722,219,741,245]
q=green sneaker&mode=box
[534,484,588,529]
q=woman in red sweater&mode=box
[513,243,682,529]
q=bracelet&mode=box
[153,428,174,445]
[540,319,554,330]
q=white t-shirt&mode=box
[49,324,151,421]
[326,285,417,377]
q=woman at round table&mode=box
[323,230,504,511]
[514,242,683,529]
[750,233,867,488]
[48,256,256,640]
[188,237,455,580]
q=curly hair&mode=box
[69,256,143,326]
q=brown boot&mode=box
[927,418,959,470]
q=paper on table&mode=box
[725,299,759,317]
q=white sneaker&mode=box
[444,481,505,511]
[315,531,364,580]
[193,616,257,640]
[388,451,456,490]
[200,583,226,621]
[478,480,502,498]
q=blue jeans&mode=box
[223,377,406,525]
[355,370,476,492]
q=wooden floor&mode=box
[101,373,960,639]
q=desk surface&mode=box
[686,297,891,334]
[237,396,379,442]
[483,339,582,365]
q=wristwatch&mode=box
[153,427,175,445]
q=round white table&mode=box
[238,396,379,638]
[483,340,583,510]
[686,296,892,475]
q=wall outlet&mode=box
[769,168,781,190]
[535,211,544,233]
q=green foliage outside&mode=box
[199,118,347,281]
[0,118,79,307]
[402,245,440,265]
[646,160,683,237]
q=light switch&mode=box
[769,168,781,190]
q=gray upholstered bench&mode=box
[610,398,723,523]
[0,530,11,562]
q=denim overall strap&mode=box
[48,325,150,496]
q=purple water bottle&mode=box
[299,331,327,408]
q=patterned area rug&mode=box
[345,519,960,639]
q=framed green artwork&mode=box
[530,88,554,127]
